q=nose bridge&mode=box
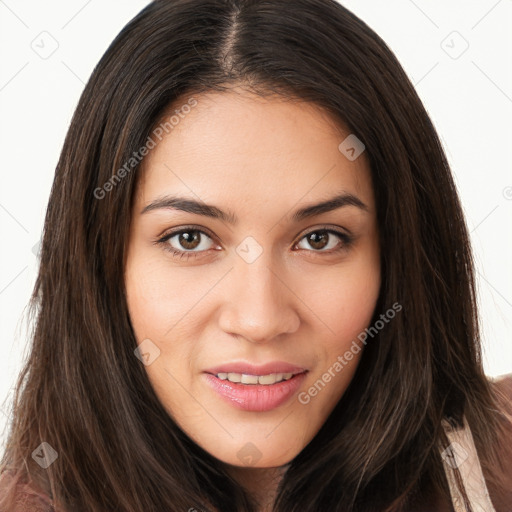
[218,242,299,343]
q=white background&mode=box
[1,1,511,446]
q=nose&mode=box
[217,253,300,344]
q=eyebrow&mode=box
[140,192,369,224]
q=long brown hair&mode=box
[1,0,510,510]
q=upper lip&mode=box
[205,361,308,376]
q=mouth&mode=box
[213,371,298,385]
[203,361,308,412]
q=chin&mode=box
[202,436,302,469]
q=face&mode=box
[124,87,381,469]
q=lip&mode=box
[204,361,307,376]
[203,361,308,412]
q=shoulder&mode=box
[489,372,512,425]
[491,372,512,405]
[487,372,512,511]
[0,469,54,512]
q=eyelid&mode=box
[157,224,218,241]
[293,223,353,242]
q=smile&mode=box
[203,371,308,412]
[215,372,295,385]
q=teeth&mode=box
[241,374,259,384]
[216,372,295,385]
[258,373,276,385]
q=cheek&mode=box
[326,272,380,342]
[125,261,174,339]
[125,254,209,340]
[124,253,221,391]
[303,255,381,351]
[296,261,380,413]
[124,256,205,409]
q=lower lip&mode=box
[203,372,308,412]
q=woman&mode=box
[1,0,511,510]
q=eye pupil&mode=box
[179,231,201,249]
[308,231,329,250]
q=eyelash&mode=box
[153,225,354,260]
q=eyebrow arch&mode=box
[140,192,368,224]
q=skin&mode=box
[124,86,381,509]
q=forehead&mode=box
[135,88,374,216]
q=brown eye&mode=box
[296,229,348,252]
[161,229,216,254]
[305,232,329,250]
[177,231,202,250]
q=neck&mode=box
[225,463,290,511]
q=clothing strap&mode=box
[440,416,496,512]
